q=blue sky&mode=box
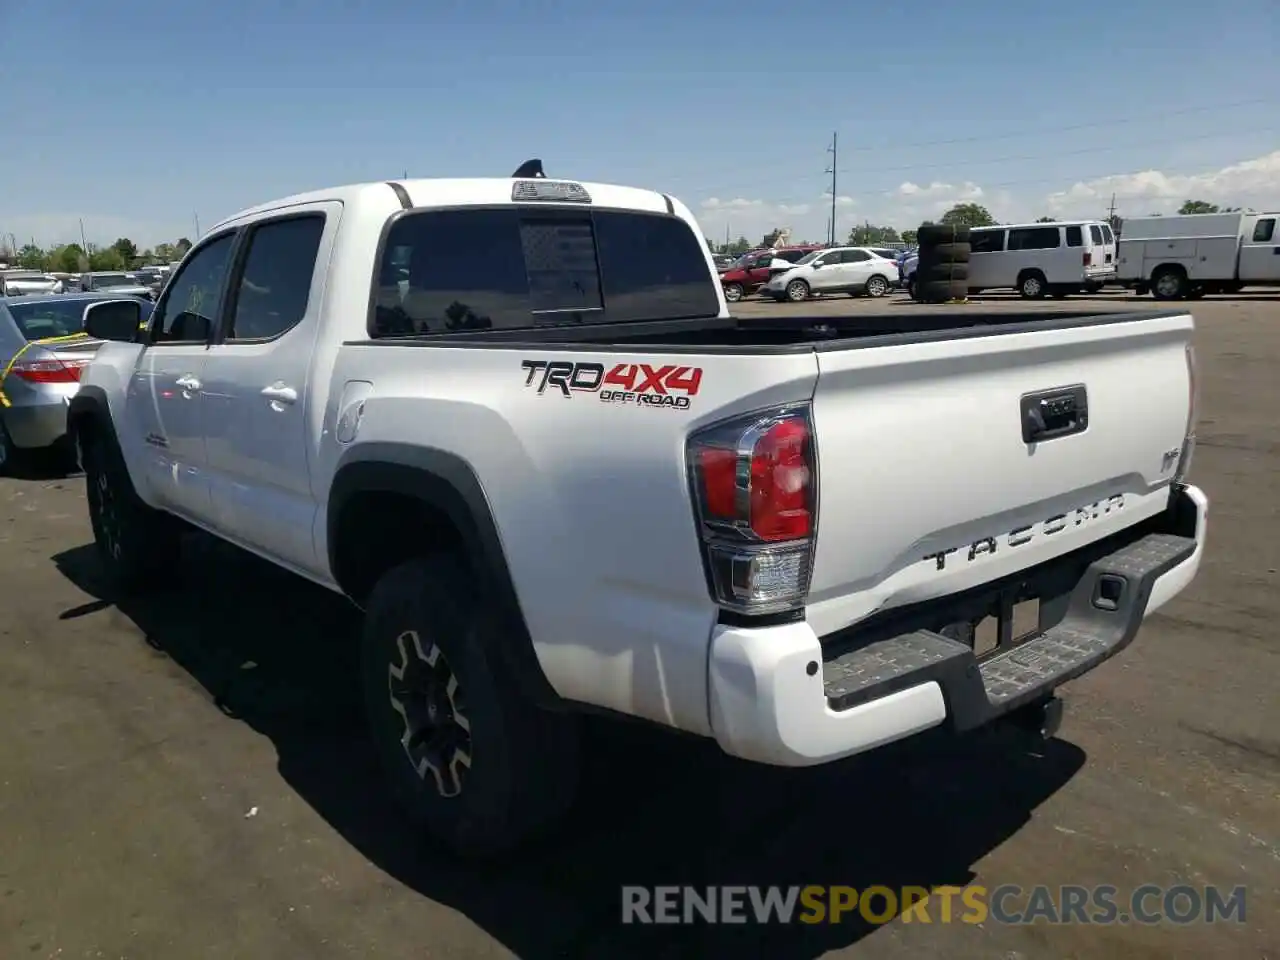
[2,0,1278,249]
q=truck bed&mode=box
[350,308,1183,352]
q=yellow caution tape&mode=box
[0,332,93,408]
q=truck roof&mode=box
[209,176,686,236]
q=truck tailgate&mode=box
[805,311,1194,637]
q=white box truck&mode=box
[1117,211,1280,299]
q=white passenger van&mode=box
[968,220,1116,298]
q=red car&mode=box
[719,245,825,302]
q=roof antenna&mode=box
[512,158,545,178]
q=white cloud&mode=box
[696,196,830,244]
[700,197,765,210]
[1045,150,1280,215]
[820,193,857,207]
[893,180,984,202]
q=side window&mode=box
[1008,227,1061,251]
[149,233,236,343]
[1089,225,1104,244]
[225,216,325,341]
[842,249,871,262]
[1252,219,1275,243]
[1065,226,1083,247]
[971,230,1005,253]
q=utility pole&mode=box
[825,132,838,246]
[1107,193,1117,224]
[79,219,88,252]
[193,212,201,238]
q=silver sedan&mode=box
[0,294,153,472]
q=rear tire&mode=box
[917,263,969,283]
[917,224,971,245]
[1018,271,1048,299]
[362,555,581,859]
[917,279,968,303]
[864,274,890,298]
[925,242,971,262]
[80,428,183,595]
[1151,266,1188,301]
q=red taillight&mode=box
[688,407,816,614]
[1083,251,1092,266]
[698,447,738,519]
[10,357,83,383]
[748,419,812,540]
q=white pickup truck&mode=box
[70,161,1208,857]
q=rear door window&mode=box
[1101,224,1115,243]
[1089,225,1104,244]
[971,230,1005,253]
[370,207,718,336]
[1008,226,1061,250]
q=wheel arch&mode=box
[67,386,119,454]
[327,442,563,710]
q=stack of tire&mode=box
[913,223,970,303]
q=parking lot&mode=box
[1,289,1277,959]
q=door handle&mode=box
[174,374,202,391]
[1021,385,1088,444]
[261,383,298,405]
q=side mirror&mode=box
[84,299,143,342]
[811,261,825,269]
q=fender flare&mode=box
[67,386,119,451]
[328,442,562,710]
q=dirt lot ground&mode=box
[1,290,1277,959]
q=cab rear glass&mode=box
[369,207,719,336]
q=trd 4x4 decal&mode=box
[521,360,703,410]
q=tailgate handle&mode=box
[1021,385,1088,444]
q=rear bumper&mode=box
[3,399,69,450]
[707,483,1207,766]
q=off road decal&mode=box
[520,360,702,410]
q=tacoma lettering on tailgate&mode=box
[520,360,703,410]
[923,494,1126,571]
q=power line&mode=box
[658,96,1278,196]
[684,129,1279,204]
[835,97,1277,154]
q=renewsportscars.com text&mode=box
[621,884,1247,926]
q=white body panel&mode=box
[968,220,1116,291]
[1117,211,1280,285]
[79,174,1207,765]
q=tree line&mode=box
[706,198,1248,254]
[0,237,193,273]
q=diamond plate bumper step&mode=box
[822,529,1197,730]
